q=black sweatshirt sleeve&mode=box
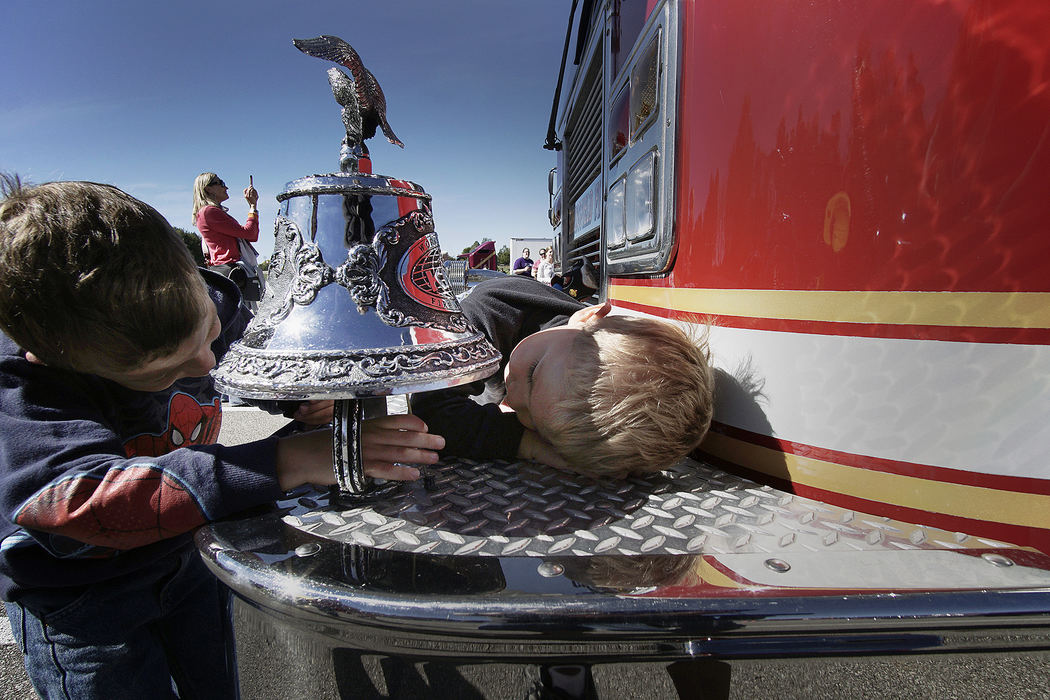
[410,277,585,459]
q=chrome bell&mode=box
[213,36,501,496]
[213,173,500,495]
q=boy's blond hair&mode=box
[0,177,211,374]
[548,315,713,478]
[555,554,698,592]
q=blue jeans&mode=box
[5,547,237,699]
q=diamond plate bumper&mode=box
[198,456,1050,662]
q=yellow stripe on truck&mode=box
[610,285,1050,329]
[701,431,1050,530]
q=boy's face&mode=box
[95,303,221,393]
[503,301,612,442]
[503,326,579,441]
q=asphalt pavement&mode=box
[0,627,33,700]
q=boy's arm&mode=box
[0,358,441,554]
[410,391,567,469]
[0,350,280,552]
[409,389,525,460]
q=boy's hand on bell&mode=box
[517,429,568,470]
[292,400,334,426]
[361,414,444,480]
[274,415,444,489]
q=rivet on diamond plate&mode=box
[537,562,564,577]
[764,558,791,573]
[981,553,1014,568]
[294,543,321,557]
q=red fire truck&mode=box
[546,0,1050,555]
[193,6,1050,695]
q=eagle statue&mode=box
[294,35,404,171]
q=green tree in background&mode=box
[497,246,510,266]
[176,227,207,267]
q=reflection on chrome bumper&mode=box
[198,456,1050,663]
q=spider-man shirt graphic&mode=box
[123,393,222,457]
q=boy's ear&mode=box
[568,301,612,326]
[24,351,46,365]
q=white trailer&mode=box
[508,236,551,267]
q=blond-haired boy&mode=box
[411,276,713,478]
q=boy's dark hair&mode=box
[0,176,210,373]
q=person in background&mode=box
[532,247,546,277]
[536,247,555,286]
[192,172,263,309]
[512,247,534,277]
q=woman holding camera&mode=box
[192,171,263,307]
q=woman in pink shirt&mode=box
[192,172,263,305]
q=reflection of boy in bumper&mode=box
[0,179,442,698]
[411,276,714,478]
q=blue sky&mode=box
[1,0,569,259]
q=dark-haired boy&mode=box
[0,178,441,698]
